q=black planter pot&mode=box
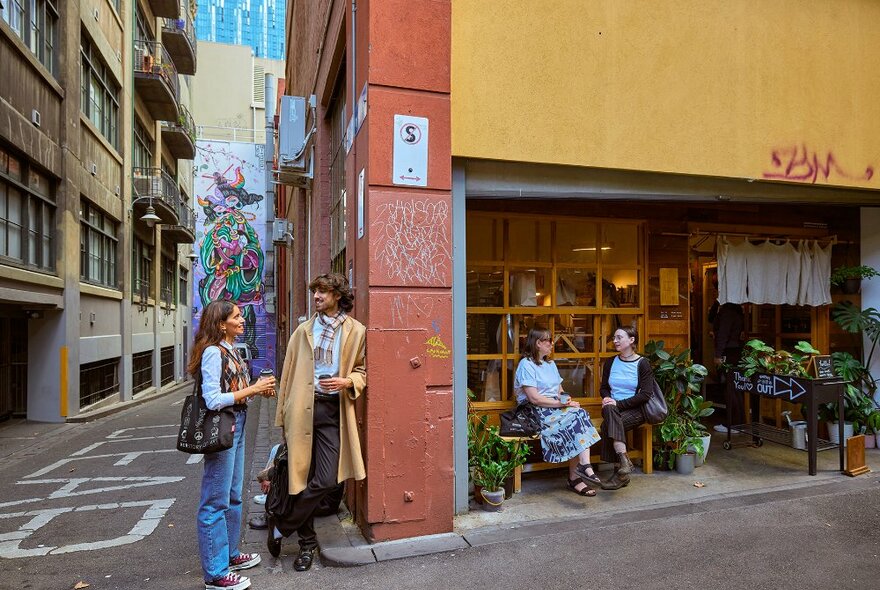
[842,278,861,294]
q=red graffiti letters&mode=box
[763,144,874,184]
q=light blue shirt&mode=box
[201,341,238,410]
[313,318,343,393]
[514,357,562,404]
[608,357,639,403]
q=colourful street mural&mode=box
[193,141,276,375]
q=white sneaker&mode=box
[713,424,729,433]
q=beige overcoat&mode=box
[275,314,366,495]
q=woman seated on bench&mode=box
[598,326,654,490]
[514,328,602,497]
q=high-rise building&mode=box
[195,0,285,60]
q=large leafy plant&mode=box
[644,340,711,468]
[467,392,529,492]
[737,339,819,378]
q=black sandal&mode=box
[575,463,603,487]
[567,477,597,497]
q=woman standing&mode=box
[188,300,276,590]
[514,328,602,497]
[598,326,654,490]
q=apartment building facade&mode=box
[0,0,198,421]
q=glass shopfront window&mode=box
[466,212,645,407]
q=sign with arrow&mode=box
[393,115,428,187]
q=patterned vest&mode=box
[220,346,249,408]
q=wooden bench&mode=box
[503,399,653,493]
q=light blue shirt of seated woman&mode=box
[514,358,562,404]
[608,356,639,402]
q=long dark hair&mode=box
[187,300,237,377]
[522,328,551,365]
[309,272,354,313]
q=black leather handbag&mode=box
[642,378,669,425]
[176,373,236,454]
[499,402,541,437]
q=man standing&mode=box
[710,301,745,433]
[270,273,366,571]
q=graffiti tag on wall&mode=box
[762,144,874,184]
[372,198,451,286]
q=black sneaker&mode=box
[205,572,250,590]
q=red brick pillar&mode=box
[349,0,453,540]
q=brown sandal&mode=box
[567,477,597,497]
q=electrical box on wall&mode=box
[272,219,292,245]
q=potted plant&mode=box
[866,411,880,449]
[467,393,529,510]
[830,265,880,294]
[643,340,710,471]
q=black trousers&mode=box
[721,346,744,425]
[599,404,646,464]
[276,397,341,549]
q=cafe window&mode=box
[466,212,644,407]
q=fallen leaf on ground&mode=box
[74,582,90,589]
[693,481,705,488]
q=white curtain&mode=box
[717,237,832,306]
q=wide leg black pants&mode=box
[276,397,341,549]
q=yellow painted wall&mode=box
[452,0,880,189]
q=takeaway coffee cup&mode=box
[318,374,332,393]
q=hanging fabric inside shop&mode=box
[717,237,832,306]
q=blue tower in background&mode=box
[195,0,286,60]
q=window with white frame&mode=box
[81,33,120,150]
[132,236,153,299]
[1,0,57,75]
[80,200,118,288]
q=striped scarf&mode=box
[315,311,347,366]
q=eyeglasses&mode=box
[538,337,552,343]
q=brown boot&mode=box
[617,452,635,475]
[599,471,631,490]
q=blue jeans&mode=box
[197,409,247,581]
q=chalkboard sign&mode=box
[809,355,835,379]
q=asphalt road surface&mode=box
[2,390,879,590]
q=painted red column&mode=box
[348,0,453,540]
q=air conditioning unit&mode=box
[31,109,40,127]
[279,96,308,169]
[272,219,292,244]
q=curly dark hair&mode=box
[309,272,354,312]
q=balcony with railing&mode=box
[161,104,196,160]
[163,199,196,244]
[133,41,180,122]
[132,167,180,226]
[149,0,180,19]
[162,9,196,75]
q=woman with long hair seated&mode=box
[514,328,602,496]
[598,326,654,490]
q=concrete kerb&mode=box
[67,379,193,423]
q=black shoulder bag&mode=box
[176,370,237,454]
[499,402,541,437]
[640,359,668,425]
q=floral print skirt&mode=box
[534,405,601,463]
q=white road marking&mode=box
[187,454,204,464]
[0,499,176,558]
[24,450,179,479]
[70,435,178,456]
[0,477,186,508]
[105,425,177,439]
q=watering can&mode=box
[782,410,808,450]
